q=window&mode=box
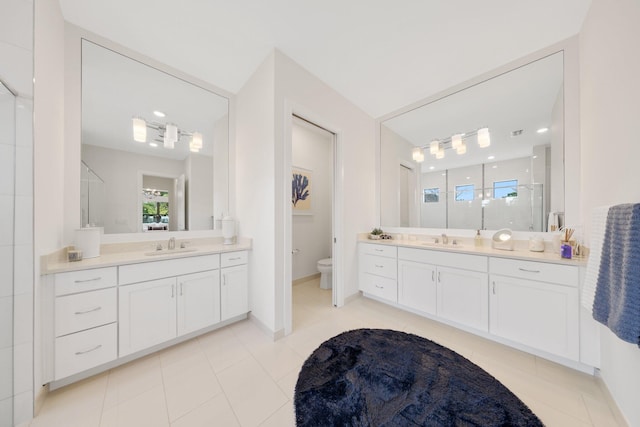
[493,179,518,199]
[423,188,439,203]
[455,184,475,202]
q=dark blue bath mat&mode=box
[294,328,543,426]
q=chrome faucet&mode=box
[441,233,449,245]
[168,237,176,250]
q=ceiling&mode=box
[59,0,592,118]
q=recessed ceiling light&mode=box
[488,155,495,160]
[153,110,166,118]
[466,176,470,180]
[149,142,158,147]
[537,127,549,134]
[492,165,498,169]
[429,166,435,170]
[533,155,538,159]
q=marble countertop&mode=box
[358,236,587,266]
[43,237,252,275]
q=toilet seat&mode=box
[318,258,332,267]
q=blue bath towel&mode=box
[593,203,640,347]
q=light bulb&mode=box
[436,148,445,159]
[191,132,203,149]
[456,142,467,155]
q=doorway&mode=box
[286,112,341,335]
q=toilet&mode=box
[317,258,333,289]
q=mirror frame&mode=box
[375,37,580,237]
[63,23,236,243]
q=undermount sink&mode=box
[420,242,464,249]
[144,248,198,256]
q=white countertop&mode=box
[359,236,587,266]
[43,237,252,274]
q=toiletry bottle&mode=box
[474,230,482,247]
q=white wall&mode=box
[274,50,376,334]
[235,52,277,331]
[186,153,214,230]
[33,0,66,420]
[291,117,333,281]
[236,50,376,335]
[420,171,447,228]
[447,164,483,230]
[579,1,640,425]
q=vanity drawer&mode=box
[119,254,220,285]
[221,251,248,268]
[489,257,579,287]
[360,243,397,258]
[54,267,117,296]
[360,254,397,279]
[55,322,117,380]
[398,247,488,272]
[55,288,117,337]
[360,273,397,303]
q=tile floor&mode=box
[27,278,623,427]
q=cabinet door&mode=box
[489,274,579,360]
[437,266,488,332]
[221,265,248,321]
[119,277,177,357]
[177,270,221,336]
[398,260,436,315]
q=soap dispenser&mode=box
[474,230,483,247]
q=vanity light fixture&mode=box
[416,127,491,161]
[131,117,203,152]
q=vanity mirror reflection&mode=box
[80,39,230,234]
[380,51,564,232]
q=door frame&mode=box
[283,102,344,336]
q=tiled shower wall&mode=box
[1,0,35,425]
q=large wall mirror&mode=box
[81,39,229,234]
[380,51,564,232]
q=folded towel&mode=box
[593,203,640,347]
[582,206,610,310]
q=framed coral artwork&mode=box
[292,167,312,215]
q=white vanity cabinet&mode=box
[489,257,579,360]
[397,247,489,332]
[52,267,118,380]
[358,243,398,303]
[220,251,249,321]
[118,254,221,357]
[119,277,178,357]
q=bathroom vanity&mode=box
[41,238,250,389]
[358,239,595,371]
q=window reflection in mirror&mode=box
[80,39,229,234]
[380,51,564,232]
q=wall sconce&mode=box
[131,117,203,153]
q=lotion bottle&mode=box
[474,229,483,247]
